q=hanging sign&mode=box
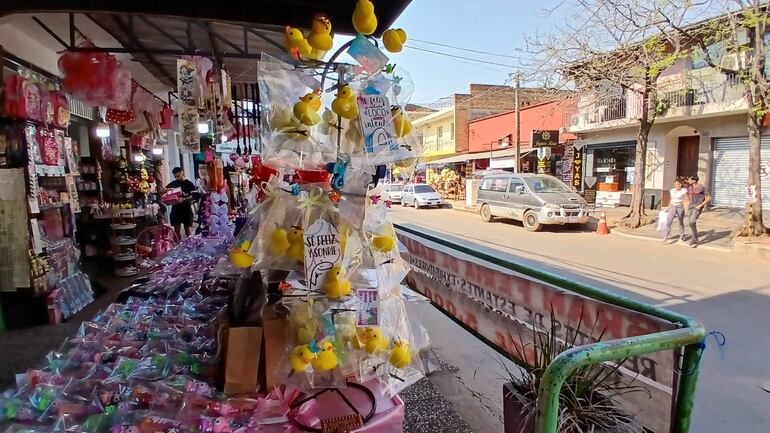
[532,130,559,147]
[357,94,399,161]
[177,59,200,153]
[571,146,584,192]
[746,184,759,204]
[303,219,342,293]
[536,147,552,161]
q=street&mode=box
[392,206,770,433]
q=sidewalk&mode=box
[445,200,760,253]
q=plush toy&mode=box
[383,29,407,53]
[352,0,378,35]
[293,92,322,126]
[360,327,388,354]
[268,228,291,256]
[289,345,315,372]
[389,340,411,368]
[323,265,352,299]
[286,228,305,262]
[311,341,338,371]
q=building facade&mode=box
[563,49,770,209]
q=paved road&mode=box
[392,206,770,433]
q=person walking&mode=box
[662,179,690,243]
[165,167,196,239]
[688,175,711,246]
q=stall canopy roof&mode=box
[0,1,410,36]
[427,148,520,165]
[0,1,410,88]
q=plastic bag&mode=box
[258,55,336,170]
[657,210,668,231]
[250,186,304,272]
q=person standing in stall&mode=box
[166,167,196,238]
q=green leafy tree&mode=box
[659,0,768,236]
[525,0,685,228]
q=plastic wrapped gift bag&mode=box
[258,55,336,170]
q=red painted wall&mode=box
[467,99,575,153]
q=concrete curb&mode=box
[610,229,732,253]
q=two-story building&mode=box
[415,84,568,178]
[466,99,575,175]
[563,49,769,209]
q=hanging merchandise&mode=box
[177,58,201,153]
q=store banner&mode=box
[177,59,200,153]
[532,130,559,147]
[571,146,584,192]
[397,229,676,433]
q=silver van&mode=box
[477,173,589,231]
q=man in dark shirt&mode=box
[166,167,196,238]
[688,175,711,246]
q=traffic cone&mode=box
[596,211,610,235]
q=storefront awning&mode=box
[426,147,524,165]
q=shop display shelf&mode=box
[111,236,137,246]
[114,252,137,261]
[114,267,139,277]
[111,223,137,230]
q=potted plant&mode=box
[502,312,647,433]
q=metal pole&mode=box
[514,73,521,173]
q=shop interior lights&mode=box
[197,121,210,134]
[95,123,111,138]
[152,146,164,156]
[134,153,146,162]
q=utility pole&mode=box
[514,73,521,173]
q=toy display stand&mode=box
[111,208,139,276]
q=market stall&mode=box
[0,1,428,430]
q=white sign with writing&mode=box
[357,94,401,165]
[760,161,770,178]
[304,219,342,293]
[746,184,758,203]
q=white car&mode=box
[383,183,404,203]
[401,184,444,209]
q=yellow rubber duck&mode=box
[230,240,256,268]
[352,0,377,35]
[286,228,305,262]
[285,26,312,58]
[383,29,407,53]
[293,92,322,126]
[308,14,334,52]
[389,340,411,368]
[269,105,297,130]
[322,265,352,299]
[362,327,389,354]
[268,228,291,256]
[311,341,338,371]
[289,345,315,372]
[331,85,359,120]
[391,106,412,137]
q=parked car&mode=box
[477,173,588,231]
[402,183,444,208]
[383,183,404,203]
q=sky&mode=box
[331,0,566,105]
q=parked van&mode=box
[477,173,588,231]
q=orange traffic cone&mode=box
[596,211,610,235]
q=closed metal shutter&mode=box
[712,137,770,209]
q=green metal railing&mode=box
[394,224,706,433]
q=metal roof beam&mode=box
[31,16,70,49]
[138,15,187,50]
[107,14,175,87]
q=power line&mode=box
[404,45,519,68]
[410,38,524,60]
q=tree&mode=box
[524,0,686,228]
[657,0,768,236]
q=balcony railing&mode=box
[423,136,455,154]
[563,72,745,132]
